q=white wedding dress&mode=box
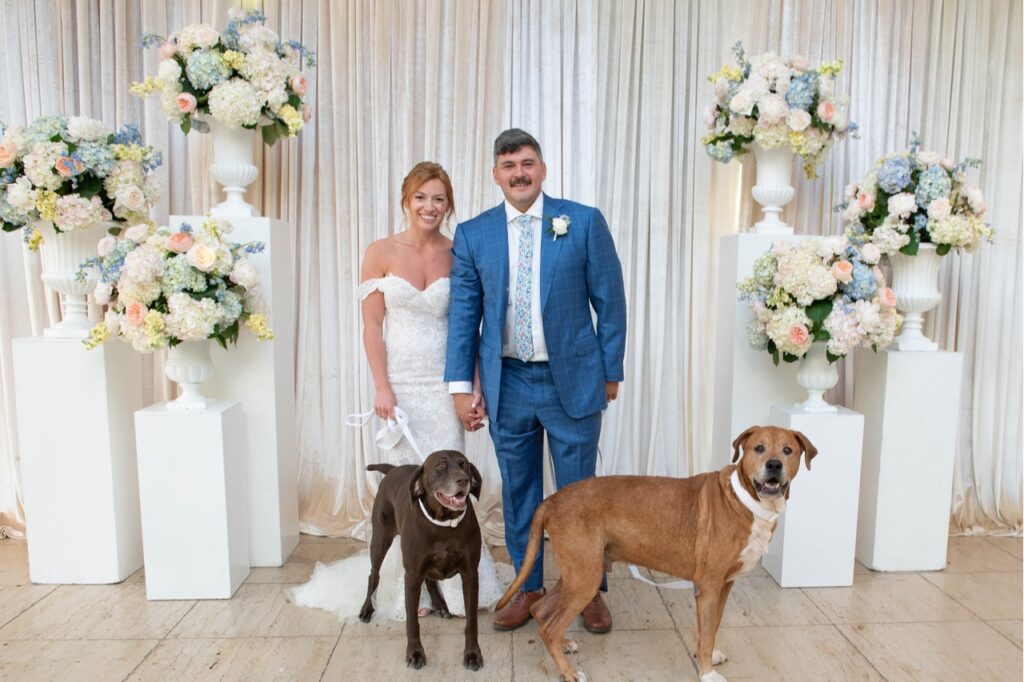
[289,275,507,621]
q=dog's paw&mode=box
[712,648,728,665]
[358,605,374,623]
[436,603,452,619]
[562,638,580,654]
[406,648,427,669]
[700,671,727,682]
[463,648,483,670]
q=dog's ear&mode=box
[792,429,818,470]
[731,426,760,462]
[467,461,483,499]
[408,465,426,500]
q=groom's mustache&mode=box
[510,176,532,187]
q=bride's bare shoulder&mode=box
[362,238,397,280]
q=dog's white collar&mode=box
[730,470,780,522]
[418,498,467,528]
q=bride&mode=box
[290,161,505,621]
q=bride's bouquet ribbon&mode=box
[345,407,426,462]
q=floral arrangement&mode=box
[0,116,161,249]
[739,236,902,363]
[131,8,315,145]
[80,218,273,351]
[838,133,992,256]
[703,42,856,178]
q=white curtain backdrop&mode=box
[0,0,1019,541]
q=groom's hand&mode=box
[605,381,619,402]
[454,394,483,431]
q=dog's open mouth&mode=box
[753,478,789,497]
[435,489,469,511]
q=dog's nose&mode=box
[765,459,783,476]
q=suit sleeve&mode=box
[585,208,627,382]
[444,223,483,383]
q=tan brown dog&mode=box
[495,426,816,682]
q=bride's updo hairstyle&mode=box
[400,161,456,225]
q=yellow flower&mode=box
[278,104,303,136]
[818,60,844,77]
[707,64,743,83]
[26,227,44,251]
[110,144,147,162]
[83,323,110,350]
[36,190,58,221]
[142,310,167,348]
[129,77,164,97]
[245,313,274,341]
[222,50,246,70]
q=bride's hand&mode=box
[471,389,488,425]
[375,386,397,420]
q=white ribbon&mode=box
[345,406,425,462]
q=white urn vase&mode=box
[795,341,838,413]
[887,243,941,351]
[207,117,258,219]
[36,219,110,338]
[164,340,214,410]
[751,143,795,235]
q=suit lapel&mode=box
[489,203,509,319]
[539,194,564,310]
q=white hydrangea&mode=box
[765,306,813,357]
[208,78,263,127]
[165,292,225,340]
[157,58,183,85]
[23,141,67,190]
[5,177,38,213]
[774,241,838,305]
[238,24,279,52]
[176,23,219,54]
[823,307,862,357]
[239,48,288,93]
[160,85,184,122]
[727,115,756,136]
[103,160,146,196]
[123,243,165,284]
[757,93,789,125]
[887,192,918,219]
[928,215,975,249]
[816,235,849,258]
[870,222,911,255]
[67,116,110,142]
[752,122,789,150]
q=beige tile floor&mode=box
[0,535,1020,681]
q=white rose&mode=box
[114,185,147,214]
[67,116,110,142]
[786,109,812,132]
[927,197,952,220]
[229,259,259,289]
[917,151,940,165]
[887,192,918,219]
[729,92,753,116]
[860,243,882,265]
[157,58,183,85]
[757,93,788,125]
[703,104,718,129]
[93,282,112,306]
[714,77,730,104]
[551,216,570,237]
[196,25,219,48]
[97,235,116,257]
[5,177,37,212]
[186,243,217,271]
[124,223,151,242]
[963,186,986,215]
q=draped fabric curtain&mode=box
[0,0,1019,541]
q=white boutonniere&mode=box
[547,214,571,241]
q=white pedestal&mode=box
[12,338,144,584]
[763,405,865,587]
[170,215,298,567]
[135,401,249,599]
[712,233,807,467]
[853,349,963,571]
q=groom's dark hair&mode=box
[493,128,543,164]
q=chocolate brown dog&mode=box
[495,426,817,682]
[360,450,484,671]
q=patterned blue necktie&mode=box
[513,215,534,361]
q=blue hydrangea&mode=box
[840,260,877,301]
[161,255,207,295]
[75,142,117,177]
[915,165,952,206]
[0,167,17,186]
[913,213,929,233]
[785,73,816,111]
[25,115,68,146]
[877,156,912,194]
[706,141,734,164]
[0,193,27,226]
[220,290,243,320]
[179,223,193,234]
[112,123,142,146]
[185,50,231,90]
[140,33,164,49]
[240,241,265,255]
[142,150,163,173]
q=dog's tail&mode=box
[366,463,396,475]
[495,498,549,610]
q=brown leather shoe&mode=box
[493,589,545,631]
[582,592,612,633]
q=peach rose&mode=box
[0,141,17,168]
[290,74,308,96]
[940,157,955,171]
[302,104,311,123]
[816,100,835,122]
[55,156,84,178]
[186,243,217,272]
[790,55,809,72]
[125,301,147,326]
[176,93,197,114]
[878,287,897,308]
[832,260,854,283]
[168,231,194,253]
[158,42,178,60]
[789,324,810,347]
[857,191,876,211]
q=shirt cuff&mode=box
[448,381,473,395]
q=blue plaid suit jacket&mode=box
[444,194,626,419]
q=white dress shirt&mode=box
[449,195,548,395]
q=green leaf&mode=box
[2,221,20,233]
[806,299,833,326]
[899,230,920,256]
[76,175,103,198]
[180,117,192,135]
[261,124,281,146]
[813,328,830,342]
[287,93,301,108]
[936,243,951,256]
[826,350,842,363]
[782,352,800,363]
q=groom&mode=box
[445,129,627,632]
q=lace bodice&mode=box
[360,275,450,386]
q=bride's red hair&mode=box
[400,161,455,223]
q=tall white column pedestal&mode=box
[12,338,144,584]
[135,402,249,599]
[764,405,865,587]
[712,233,806,468]
[170,215,298,567]
[853,349,963,571]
